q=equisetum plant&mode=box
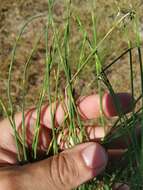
[0,0,143,189]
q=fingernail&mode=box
[82,143,107,170]
[103,92,133,117]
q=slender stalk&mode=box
[21,32,42,161]
[68,12,131,86]
[7,13,46,161]
[92,12,105,128]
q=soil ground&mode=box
[0,0,143,118]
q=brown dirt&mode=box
[0,0,143,118]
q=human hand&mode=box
[0,92,132,190]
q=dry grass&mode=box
[1,1,143,189]
[0,0,143,116]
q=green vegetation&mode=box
[0,0,143,189]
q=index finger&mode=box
[30,92,133,128]
[78,92,133,120]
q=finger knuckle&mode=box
[50,153,79,189]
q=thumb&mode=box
[19,142,107,190]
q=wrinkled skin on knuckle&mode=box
[49,153,79,190]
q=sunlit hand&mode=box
[0,92,132,190]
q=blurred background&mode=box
[0,0,143,118]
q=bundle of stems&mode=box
[0,0,143,189]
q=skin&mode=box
[0,92,132,190]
